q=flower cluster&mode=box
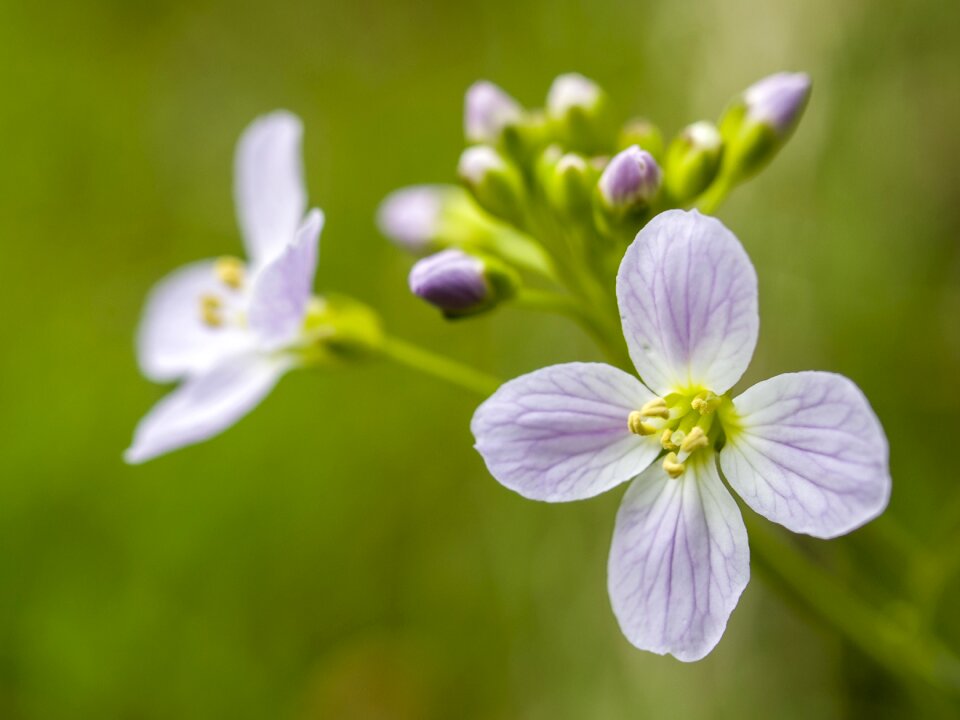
[128,71,891,663]
[379,72,811,322]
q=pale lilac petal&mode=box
[616,210,758,395]
[608,455,750,662]
[235,111,307,268]
[720,372,890,538]
[136,260,255,383]
[247,209,323,350]
[125,354,291,464]
[471,363,661,502]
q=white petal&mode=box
[471,363,661,502]
[616,210,758,395]
[247,209,323,350]
[136,260,255,383]
[125,354,291,464]
[720,372,891,538]
[234,111,307,267]
[608,455,750,661]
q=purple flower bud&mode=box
[409,249,491,315]
[457,146,505,186]
[598,146,661,209]
[744,72,812,134]
[377,185,450,253]
[465,80,523,144]
[547,73,603,117]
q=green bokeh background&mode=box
[2,0,959,717]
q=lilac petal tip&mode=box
[744,72,811,133]
[465,80,523,144]
[377,186,448,253]
[598,146,661,208]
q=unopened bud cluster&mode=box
[379,71,811,320]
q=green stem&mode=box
[696,177,734,215]
[742,509,960,698]
[380,336,500,397]
[514,288,621,356]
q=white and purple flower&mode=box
[126,111,324,463]
[471,209,890,661]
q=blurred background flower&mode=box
[1,0,959,717]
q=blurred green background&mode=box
[2,0,959,717]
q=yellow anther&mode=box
[627,411,657,436]
[640,397,670,419]
[662,452,685,479]
[691,391,721,416]
[680,426,709,454]
[215,256,245,290]
[660,429,678,451]
[200,294,224,327]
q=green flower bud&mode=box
[717,72,811,184]
[618,118,665,161]
[663,121,723,203]
[537,145,596,218]
[546,73,617,154]
[457,146,527,226]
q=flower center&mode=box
[627,390,730,478]
[198,256,247,328]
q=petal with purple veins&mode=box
[616,210,758,395]
[608,454,750,661]
[720,371,891,539]
[234,111,307,268]
[471,363,661,502]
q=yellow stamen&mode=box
[662,452,685,478]
[691,391,721,416]
[639,397,669,419]
[215,256,245,290]
[627,411,657,436]
[680,426,709,454]
[660,429,678,451]
[200,294,224,327]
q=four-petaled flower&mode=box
[471,209,890,660]
[126,111,324,463]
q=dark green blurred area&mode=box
[2,0,959,717]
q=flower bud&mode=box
[537,145,595,218]
[408,249,517,318]
[464,80,524,145]
[377,185,452,254]
[663,121,723,203]
[597,145,661,212]
[743,72,812,135]
[546,73,616,154]
[618,118,664,161]
[457,146,526,226]
[717,72,811,183]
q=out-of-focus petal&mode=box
[247,209,323,350]
[720,372,890,538]
[616,210,758,395]
[136,260,254,383]
[608,455,749,661]
[125,354,291,464]
[471,363,661,502]
[234,111,307,267]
